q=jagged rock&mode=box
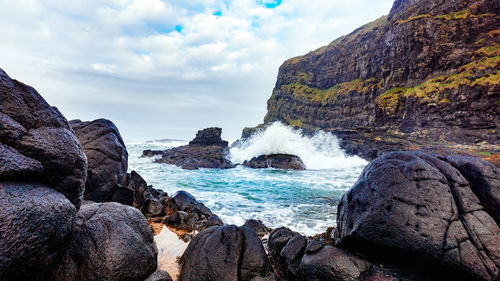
[268,227,374,281]
[142,149,164,157]
[164,190,216,231]
[336,151,500,281]
[51,202,158,281]
[155,127,234,169]
[189,127,228,147]
[0,182,76,281]
[243,154,306,170]
[144,270,173,281]
[70,119,128,203]
[128,171,165,217]
[179,225,273,281]
[242,219,271,237]
[262,0,500,164]
[0,68,87,207]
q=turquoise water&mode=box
[127,123,367,236]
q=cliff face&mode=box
[263,0,499,162]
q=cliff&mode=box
[263,0,500,164]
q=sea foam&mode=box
[230,122,367,170]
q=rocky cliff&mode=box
[263,0,500,163]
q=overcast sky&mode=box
[0,0,394,142]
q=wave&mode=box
[229,122,367,170]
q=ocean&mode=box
[127,123,367,236]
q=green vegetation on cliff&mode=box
[395,6,496,24]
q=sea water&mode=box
[127,123,367,236]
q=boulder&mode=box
[144,270,173,281]
[189,127,228,147]
[242,154,306,170]
[156,127,234,169]
[128,171,166,217]
[0,182,76,281]
[336,151,500,281]
[142,149,164,157]
[70,119,128,202]
[242,219,271,237]
[179,225,273,281]
[268,227,374,281]
[0,68,87,207]
[51,202,158,281]
[164,190,218,231]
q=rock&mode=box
[51,202,158,281]
[128,171,165,217]
[144,270,173,281]
[261,0,500,164]
[336,151,500,281]
[179,225,273,281]
[164,190,217,231]
[189,127,228,147]
[70,119,128,203]
[156,127,234,169]
[142,149,164,157]
[0,68,87,207]
[268,227,374,281]
[0,182,76,281]
[242,154,306,170]
[242,219,271,237]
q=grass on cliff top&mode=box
[396,6,496,24]
[376,45,500,115]
[282,73,381,104]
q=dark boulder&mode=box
[189,127,228,147]
[128,170,166,217]
[0,68,86,207]
[142,149,164,157]
[156,127,234,169]
[179,225,273,281]
[243,154,306,170]
[243,219,271,237]
[144,270,173,281]
[336,151,500,281]
[0,182,76,281]
[70,119,128,203]
[164,190,218,231]
[51,202,158,281]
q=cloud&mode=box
[0,0,394,141]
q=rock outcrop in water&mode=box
[259,0,500,165]
[70,119,129,203]
[0,68,170,281]
[144,127,235,170]
[242,154,306,170]
[335,151,500,281]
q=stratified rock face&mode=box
[336,151,500,281]
[242,154,306,170]
[70,119,128,202]
[0,182,77,281]
[52,202,158,281]
[153,127,234,170]
[189,127,228,147]
[264,0,499,157]
[179,225,273,281]
[0,68,87,207]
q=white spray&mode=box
[229,122,367,170]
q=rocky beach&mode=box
[1,0,499,280]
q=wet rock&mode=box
[268,227,301,258]
[164,191,216,231]
[0,182,76,281]
[70,119,128,203]
[0,68,86,207]
[144,270,173,281]
[243,219,272,237]
[207,214,224,227]
[188,127,228,147]
[142,149,164,157]
[179,225,273,281]
[243,154,306,170]
[156,127,234,169]
[128,171,165,217]
[51,202,158,281]
[336,151,500,281]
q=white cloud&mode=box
[0,0,394,141]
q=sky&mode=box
[0,0,394,142]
